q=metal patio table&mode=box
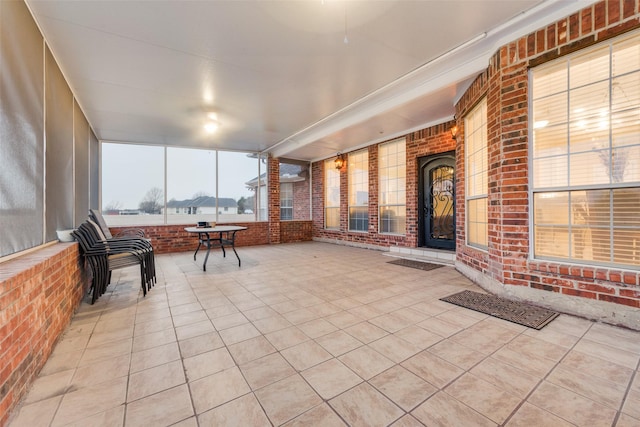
[184,225,247,271]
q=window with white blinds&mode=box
[348,149,369,232]
[379,138,406,234]
[466,98,488,249]
[531,31,640,267]
[325,159,340,229]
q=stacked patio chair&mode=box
[89,208,146,238]
[72,220,156,304]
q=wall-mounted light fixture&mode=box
[450,116,458,140]
[335,153,346,169]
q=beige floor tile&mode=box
[409,301,450,317]
[52,377,127,426]
[338,346,395,380]
[134,308,171,325]
[130,342,180,373]
[369,313,413,333]
[178,331,224,358]
[23,369,74,404]
[211,312,249,330]
[65,405,125,427]
[617,412,640,427]
[39,349,83,376]
[505,402,574,427]
[390,414,425,427]
[70,354,131,389]
[369,334,422,363]
[522,324,581,349]
[470,357,540,398]
[547,364,627,409]
[242,306,279,321]
[585,323,640,354]
[133,316,174,336]
[344,321,389,344]
[205,304,239,319]
[316,330,364,357]
[79,338,133,367]
[622,388,640,420]
[560,350,634,384]
[528,381,617,427]
[175,319,216,341]
[427,339,486,370]
[506,335,569,362]
[302,359,363,399]
[492,345,557,377]
[197,393,271,427]
[297,318,339,339]
[445,373,522,424]
[348,304,386,320]
[308,302,342,317]
[131,328,175,353]
[173,310,209,328]
[411,392,496,427]
[281,340,333,371]
[282,308,320,325]
[127,360,185,402]
[402,351,464,388]
[265,326,309,350]
[189,367,250,414]
[239,352,296,390]
[271,300,302,314]
[329,382,404,427]
[252,315,293,334]
[227,335,276,365]
[394,325,443,349]
[256,374,323,425]
[125,384,193,426]
[282,403,347,427]
[326,311,364,329]
[573,338,640,370]
[184,347,236,381]
[86,327,134,348]
[370,365,437,411]
[51,334,91,354]
[416,317,462,337]
[9,395,62,427]
[331,297,362,310]
[170,416,197,427]
[219,322,261,345]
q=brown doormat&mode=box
[387,258,444,271]
[440,290,559,330]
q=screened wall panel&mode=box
[0,0,45,257]
[89,130,99,209]
[74,101,90,226]
[45,47,74,242]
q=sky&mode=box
[101,143,263,210]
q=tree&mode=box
[103,200,122,213]
[192,191,210,198]
[139,187,163,214]
[237,196,247,214]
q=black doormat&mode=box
[440,290,559,330]
[387,258,444,271]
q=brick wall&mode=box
[280,221,313,243]
[292,178,311,221]
[0,243,87,426]
[312,128,455,249]
[454,0,640,313]
[110,222,271,254]
[268,157,281,244]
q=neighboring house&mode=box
[163,196,237,215]
[246,163,310,221]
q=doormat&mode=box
[440,290,559,330]
[387,258,444,271]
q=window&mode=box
[102,144,262,226]
[325,159,340,229]
[280,182,293,220]
[379,138,406,234]
[531,31,640,267]
[348,149,369,231]
[466,98,488,249]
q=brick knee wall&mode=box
[0,243,88,426]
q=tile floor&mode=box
[7,242,640,427]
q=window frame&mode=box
[280,182,293,221]
[348,149,369,232]
[529,30,640,268]
[324,158,341,230]
[378,138,406,235]
[465,97,489,250]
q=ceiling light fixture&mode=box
[204,121,219,133]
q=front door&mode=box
[419,153,455,250]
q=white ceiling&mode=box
[26,0,593,162]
